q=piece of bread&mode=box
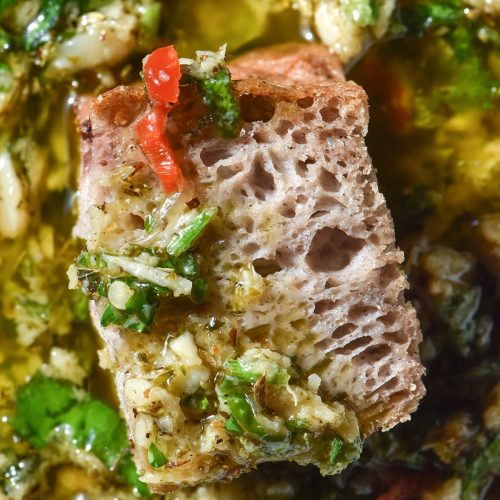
[74,43,424,492]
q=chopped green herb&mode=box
[181,46,240,137]
[167,206,217,257]
[24,0,67,51]
[224,416,243,435]
[226,359,260,384]
[182,391,212,412]
[268,368,290,386]
[144,214,157,234]
[172,252,199,279]
[192,278,208,304]
[328,437,343,466]
[11,374,149,495]
[11,373,81,448]
[148,442,168,468]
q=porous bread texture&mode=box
[170,75,424,434]
[74,44,425,490]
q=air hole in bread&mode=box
[334,336,372,355]
[314,299,337,314]
[325,277,339,289]
[276,120,293,136]
[275,247,294,266]
[314,195,342,210]
[363,183,375,206]
[297,96,314,108]
[129,213,145,229]
[383,329,407,345]
[239,94,275,122]
[253,130,271,143]
[279,203,296,218]
[345,114,357,126]
[320,106,340,123]
[217,163,243,181]
[305,227,364,272]
[364,215,379,231]
[378,311,398,327]
[243,242,260,255]
[252,258,283,277]
[352,343,392,366]
[249,154,275,200]
[318,168,341,192]
[200,144,232,166]
[332,323,356,339]
[295,156,316,177]
[320,128,347,142]
[242,216,254,233]
[291,130,307,144]
[366,377,376,389]
[296,194,307,204]
[348,304,378,321]
[378,364,392,379]
[377,264,400,287]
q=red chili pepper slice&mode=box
[137,45,184,193]
[143,45,181,107]
[136,106,184,193]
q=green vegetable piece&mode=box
[192,278,208,304]
[183,391,211,411]
[0,28,10,53]
[173,252,199,279]
[328,437,343,466]
[197,67,241,138]
[148,442,168,468]
[101,302,151,333]
[268,368,290,386]
[461,433,500,500]
[12,374,150,496]
[25,0,66,51]
[144,214,157,234]
[167,206,217,257]
[224,416,243,436]
[182,46,241,137]
[11,374,80,448]
[225,359,260,384]
[225,393,269,440]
